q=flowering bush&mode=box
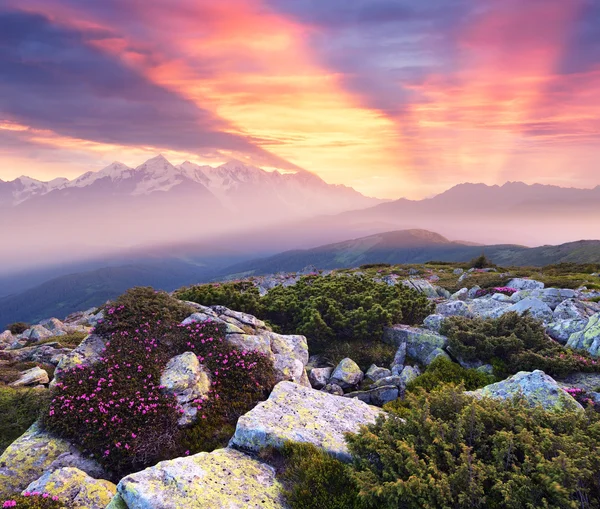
[42,288,275,478]
[1,492,61,508]
[563,386,599,409]
[473,286,517,298]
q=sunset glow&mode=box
[1,0,599,198]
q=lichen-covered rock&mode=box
[322,383,344,396]
[365,364,391,382]
[267,332,309,386]
[25,325,55,342]
[468,298,511,318]
[9,366,49,387]
[330,358,363,389]
[308,367,333,389]
[25,467,116,509]
[0,330,14,349]
[546,319,588,344]
[567,313,600,357]
[436,300,472,318]
[553,299,591,321]
[230,381,383,461]
[0,423,106,498]
[390,342,407,376]
[116,448,288,509]
[507,278,545,291]
[467,286,481,299]
[401,279,438,298]
[503,298,554,323]
[0,342,70,366]
[423,314,444,332]
[383,325,448,365]
[160,352,211,426]
[556,372,600,392]
[424,347,451,365]
[398,365,421,389]
[345,385,398,406]
[450,288,469,301]
[52,334,107,383]
[466,370,583,412]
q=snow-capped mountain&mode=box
[1,155,382,215]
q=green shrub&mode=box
[359,263,391,269]
[42,287,276,478]
[0,387,49,454]
[469,253,491,269]
[347,385,600,509]
[441,312,600,377]
[178,275,433,367]
[1,493,63,508]
[6,322,29,335]
[272,442,360,509]
[404,357,494,393]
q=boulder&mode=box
[0,343,70,366]
[322,383,344,396]
[25,467,116,509]
[38,318,67,334]
[556,372,600,392]
[160,352,211,426]
[372,375,402,389]
[398,366,421,389]
[450,288,469,301]
[0,423,106,498]
[25,325,55,342]
[502,298,554,323]
[423,314,444,333]
[554,299,600,321]
[436,300,472,318]
[0,330,14,349]
[52,334,107,383]
[390,342,407,375]
[116,448,288,509]
[330,358,363,389]
[267,332,309,386]
[308,367,333,389]
[453,268,464,275]
[466,370,583,412]
[468,298,510,319]
[9,366,49,387]
[383,325,448,365]
[511,289,578,310]
[345,385,398,406]
[546,319,588,344]
[507,278,545,291]
[567,313,600,357]
[436,287,452,299]
[401,279,438,298]
[467,286,481,299]
[365,364,392,382]
[230,381,383,461]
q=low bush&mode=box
[359,263,391,269]
[42,287,275,478]
[468,253,492,269]
[1,493,62,508]
[178,274,433,367]
[6,322,29,335]
[0,387,49,454]
[347,385,600,509]
[270,442,360,509]
[473,286,516,298]
[404,357,494,393]
[441,312,600,377]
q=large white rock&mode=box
[116,448,288,509]
[567,313,600,357]
[230,381,384,461]
[466,370,583,412]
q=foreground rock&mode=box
[230,381,384,461]
[467,370,583,412]
[25,467,116,509]
[115,448,288,509]
[0,423,106,498]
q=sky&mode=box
[1,0,600,199]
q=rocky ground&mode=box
[1,265,600,507]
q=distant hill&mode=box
[215,231,600,279]
[0,260,214,328]
[2,230,600,329]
